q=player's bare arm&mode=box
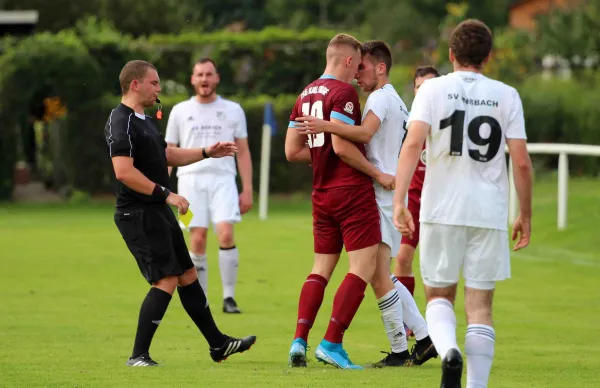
[166,142,178,176]
[294,111,381,144]
[392,121,429,236]
[507,138,533,251]
[165,141,238,167]
[111,156,189,214]
[235,137,253,214]
[331,131,394,189]
[285,127,311,163]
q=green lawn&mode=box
[1,176,599,387]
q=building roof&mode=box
[510,0,534,9]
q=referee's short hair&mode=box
[119,60,157,95]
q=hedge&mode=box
[0,24,336,200]
[0,30,105,200]
[135,26,337,98]
[1,24,599,201]
[518,76,600,175]
[72,19,337,98]
[38,78,600,201]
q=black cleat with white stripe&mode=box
[126,354,159,367]
[210,335,257,363]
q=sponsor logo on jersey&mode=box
[217,111,226,120]
[344,102,354,114]
[420,149,427,165]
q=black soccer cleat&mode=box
[410,336,439,366]
[210,335,256,363]
[370,350,411,368]
[223,297,242,314]
[440,348,463,388]
[126,354,159,367]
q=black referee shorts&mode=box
[114,204,194,285]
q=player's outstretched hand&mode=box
[206,142,238,158]
[376,172,395,190]
[511,214,531,251]
[294,115,327,135]
[167,192,190,215]
[393,204,415,238]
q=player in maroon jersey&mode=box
[285,33,394,370]
[393,66,440,304]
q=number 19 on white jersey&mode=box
[407,71,527,231]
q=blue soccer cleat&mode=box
[288,338,307,367]
[315,339,363,370]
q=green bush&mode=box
[0,30,104,200]
[518,76,600,175]
[74,17,140,96]
[131,26,337,97]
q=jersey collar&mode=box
[119,103,146,120]
[320,74,337,80]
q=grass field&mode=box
[1,176,599,388]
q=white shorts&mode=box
[375,186,401,257]
[378,203,400,257]
[419,222,510,289]
[177,173,241,229]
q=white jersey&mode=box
[363,83,409,204]
[408,71,527,231]
[165,96,247,177]
[363,84,408,257]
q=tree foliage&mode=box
[534,0,600,77]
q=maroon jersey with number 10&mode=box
[289,75,372,190]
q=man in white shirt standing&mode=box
[165,58,253,314]
[393,20,533,387]
[295,40,437,368]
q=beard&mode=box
[196,84,216,97]
[363,70,378,92]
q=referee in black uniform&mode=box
[105,60,256,367]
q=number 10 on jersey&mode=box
[302,101,325,148]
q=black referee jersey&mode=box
[104,103,170,208]
[104,103,193,284]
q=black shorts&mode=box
[114,204,194,284]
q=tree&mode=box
[534,0,600,78]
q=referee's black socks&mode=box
[178,281,226,348]
[132,287,172,359]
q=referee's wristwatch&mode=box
[202,147,211,159]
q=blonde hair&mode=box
[328,33,362,52]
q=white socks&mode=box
[426,298,458,360]
[191,248,240,300]
[219,247,239,299]
[377,289,408,353]
[391,275,429,340]
[465,324,495,388]
[189,252,208,296]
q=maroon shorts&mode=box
[312,185,381,254]
[400,192,421,249]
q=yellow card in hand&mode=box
[179,209,194,228]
